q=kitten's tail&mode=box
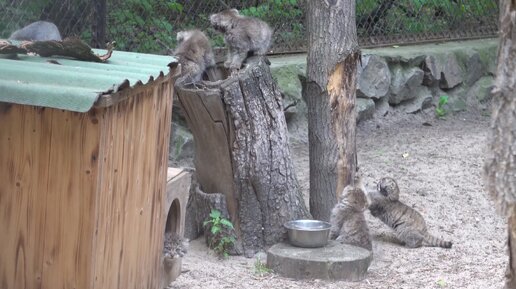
[423,233,452,249]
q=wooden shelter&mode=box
[0,51,180,289]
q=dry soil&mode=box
[169,109,506,289]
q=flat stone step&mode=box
[267,241,372,281]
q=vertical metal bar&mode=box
[93,0,106,48]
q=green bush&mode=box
[106,0,183,53]
[0,0,497,53]
[240,0,304,51]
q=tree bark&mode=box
[484,0,516,287]
[177,57,310,256]
[303,0,359,221]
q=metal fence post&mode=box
[93,0,106,48]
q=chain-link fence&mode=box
[0,0,499,54]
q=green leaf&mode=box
[220,219,234,229]
[141,0,152,11]
[210,209,221,219]
[168,2,183,13]
[211,226,221,235]
[436,279,447,287]
[439,95,449,106]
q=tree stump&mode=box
[176,56,310,255]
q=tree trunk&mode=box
[303,0,359,221]
[484,0,516,287]
[177,57,310,256]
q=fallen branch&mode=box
[0,37,115,62]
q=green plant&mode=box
[435,95,449,118]
[240,0,305,52]
[106,0,183,53]
[203,209,236,258]
[253,258,272,276]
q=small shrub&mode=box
[253,257,272,276]
[435,95,449,118]
[203,209,236,258]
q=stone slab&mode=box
[267,241,372,281]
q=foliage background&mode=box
[0,0,498,54]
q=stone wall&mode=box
[271,38,497,123]
[170,39,497,163]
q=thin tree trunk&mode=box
[484,0,516,287]
[304,0,359,221]
[506,208,516,288]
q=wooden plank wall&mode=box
[92,79,173,289]
[0,105,100,289]
[0,77,173,289]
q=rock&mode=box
[271,64,305,121]
[357,55,391,99]
[476,45,498,76]
[374,96,390,117]
[389,65,424,105]
[381,54,426,67]
[448,95,467,112]
[467,76,494,103]
[423,53,463,89]
[169,123,194,162]
[446,55,463,89]
[464,52,484,86]
[254,251,268,263]
[441,86,467,112]
[401,86,433,114]
[357,98,375,123]
[267,241,372,281]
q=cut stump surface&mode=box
[267,241,372,281]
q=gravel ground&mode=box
[169,109,506,289]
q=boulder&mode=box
[271,64,305,121]
[357,55,391,99]
[440,86,467,113]
[423,53,463,89]
[447,95,467,112]
[464,52,484,86]
[169,123,194,162]
[374,96,390,117]
[401,86,433,114]
[467,76,494,103]
[389,65,424,105]
[356,98,375,122]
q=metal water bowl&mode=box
[284,219,331,248]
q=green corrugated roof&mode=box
[0,49,177,112]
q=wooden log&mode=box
[176,56,310,255]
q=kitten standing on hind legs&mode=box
[209,8,272,70]
[368,177,453,249]
[329,173,372,251]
